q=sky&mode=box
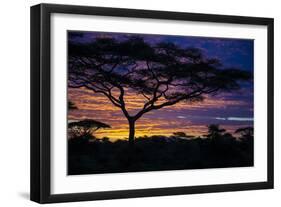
[68,31,254,140]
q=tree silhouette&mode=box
[173,132,188,137]
[205,124,226,139]
[235,127,253,150]
[173,132,195,139]
[235,127,253,139]
[68,119,111,139]
[68,35,252,145]
[68,100,78,110]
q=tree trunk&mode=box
[128,119,136,145]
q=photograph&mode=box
[67,31,254,175]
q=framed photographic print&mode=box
[30,3,274,203]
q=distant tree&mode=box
[173,132,187,137]
[235,127,253,139]
[68,35,252,144]
[173,132,195,139]
[223,132,235,139]
[101,137,111,143]
[68,119,111,139]
[68,100,78,110]
[235,126,253,150]
[205,124,226,139]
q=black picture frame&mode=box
[30,3,274,203]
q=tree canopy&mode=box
[205,124,226,139]
[235,127,253,139]
[68,36,252,143]
[68,119,111,139]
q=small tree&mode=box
[68,100,78,110]
[68,119,111,139]
[205,124,226,139]
[235,127,253,150]
[68,35,252,144]
[235,127,253,139]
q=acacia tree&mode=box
[68,119,111,139]
[68,35,251,145]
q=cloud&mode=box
[177,116,186,119]
[227,117,254,121]
[215,117,226,120]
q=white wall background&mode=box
[0,0,279,206]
